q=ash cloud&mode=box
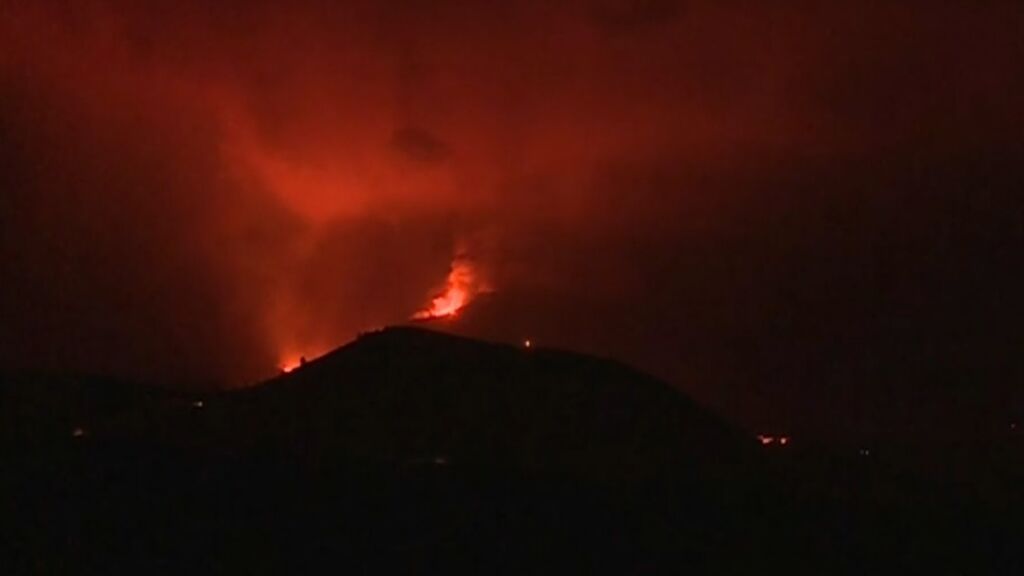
[390,126,451,165]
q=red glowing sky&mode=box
[1,1,1022,440]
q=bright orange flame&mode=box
[279,354,305,373]
[413,257,480,320]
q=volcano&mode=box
[218,326,752,481]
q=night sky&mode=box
[2,1,1022,442]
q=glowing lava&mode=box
[279,354,307,373]
[413,257,481,320]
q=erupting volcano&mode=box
[413,256,484,320]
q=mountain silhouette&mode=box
[212,326,752,482]
[2,327,1020,574]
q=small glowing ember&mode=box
[413,255,484,320]
[524,339,532,348]
[758,434,790,446]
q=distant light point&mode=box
[758,434,790,446]
[524,339,532,348]
[71,427,86,438]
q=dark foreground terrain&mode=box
[2,327,1021,573]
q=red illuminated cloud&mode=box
[1,0,1022,448]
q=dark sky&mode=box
[2,1,1022,441]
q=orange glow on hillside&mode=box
[279,354,306,373]
[413,256,482,320]
[275,341,343,377]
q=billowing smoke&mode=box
[2,1,1022,439]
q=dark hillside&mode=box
[1,328,1020,574]
[216,326,752,482]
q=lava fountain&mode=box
[413,255,484,320]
